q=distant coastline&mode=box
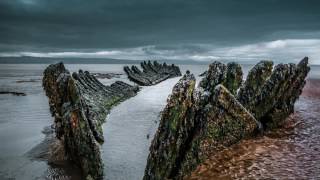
[0,56,208,65]
[3,56,318,65]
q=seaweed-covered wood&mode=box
[144,72,259,180]
[199,61,243,95]
[124,60,182,86]
[237,61,274,112]
[144,72,196,180]
[223,62,243,95]
[198,61,227,92]
[43,62,139,179]
[144,57,310,180]
[237,57,310,127]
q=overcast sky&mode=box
[0,0,320,64]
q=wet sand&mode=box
[302,79,320,98]
[102,77,180,180]
[187,79,320,179]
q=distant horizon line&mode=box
[1,39,319,64]
[0,56,319,65]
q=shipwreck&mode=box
[124,60,182,86]
[42,57,309,179]
[144,57,310,179]
[42,61,182,179]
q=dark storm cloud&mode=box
[1,0,320,52]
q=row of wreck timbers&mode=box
[42,58,310,179]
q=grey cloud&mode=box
[0,0,320,63]
[0,0,320,54]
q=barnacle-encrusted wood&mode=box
[42,62,139,179]
[144,57,310,180]
[124,60,182,86]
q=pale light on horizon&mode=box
[0,39,319,64]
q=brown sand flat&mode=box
[301,79,320,98]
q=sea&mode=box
[0,63,319,180]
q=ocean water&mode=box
[0,63,319,180]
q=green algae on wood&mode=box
[237,60,274,110]
[144,71,196,180]
[223,62,243,95]
[246,58,310,128]
[199,61,243,95]
[178,85,261,178]
[144,72,259,180]
[199,61,227,92]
